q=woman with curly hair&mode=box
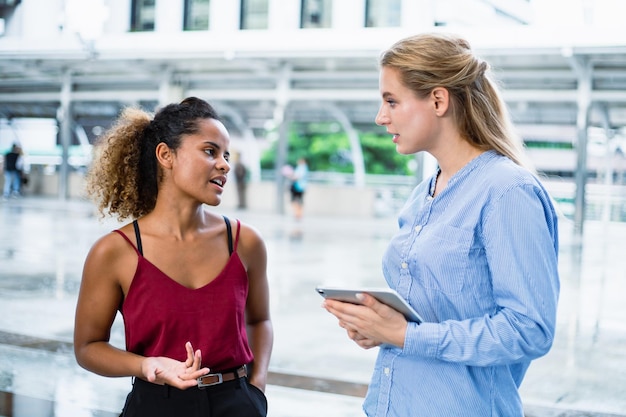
[323,33,559,416]
[74,97,273,417]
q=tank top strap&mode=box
[132,220,143,256]
[221,216,241,256]
[233,219,241,251]
[223,216,233,255]
[112,228,141,256]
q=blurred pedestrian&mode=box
[233,152,249,209]
[289,157,308,221]
[3,143,22,199]
[322,32,560,417]
[74,97,273,417]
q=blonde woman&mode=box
[323,33,559,416]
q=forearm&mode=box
[246,320,273,389]
[75,341,144,379]
[403,309,555,366]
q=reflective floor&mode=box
[1,196,625,417]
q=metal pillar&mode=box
[571,55,592,237]
[216,102,262,182]
[58,70,72,200]
[326,103,366,187]
[597,104,615,223]
[158,66,184,108]
[273,63,292,214]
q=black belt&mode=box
[197,365,247,388]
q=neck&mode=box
[430,144,484,197]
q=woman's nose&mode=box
[375,106,388,126]
[218,157,231,172]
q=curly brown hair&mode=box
[85,97,220,221]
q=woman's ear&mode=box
[431,87,450,116]
[155,142,173,169]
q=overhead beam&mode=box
[2,88,626,105]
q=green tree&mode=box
[261,122,413,175]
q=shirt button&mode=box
[426,195,433,201]
[384,367,390,376]
[414,225,422,233]
[401,262,408,269]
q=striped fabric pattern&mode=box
[363,151,560,417]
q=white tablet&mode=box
[316,286,423,323]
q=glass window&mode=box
[240,0,268,30]
[0,0,21,6]
[131,0,155,32]
[184,0,210,31]
[365,0,401,28]
[301,0,331,29]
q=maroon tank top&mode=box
[113,217,253,371]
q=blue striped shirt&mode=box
[363,151,560,417]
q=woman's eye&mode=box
[204,149,215,156]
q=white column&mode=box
[268,0,301,31]
[402,0,434,29]
[571,54,592,237]
[333,0,364,29]
[104,0,131,34]
[156,0,184,32]
[158,67,184,108]
[21,0,61,39]
[211,0,240,32]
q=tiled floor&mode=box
[1,196,625,417]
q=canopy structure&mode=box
[1,25,625,232]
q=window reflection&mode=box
[301,0,332,28]
[365,0,401,28]
[241,0,269,30]
[184,0,210,31]
[130,0,155,32]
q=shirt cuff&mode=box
[403,321,440,358]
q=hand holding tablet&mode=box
[316,286,423,323]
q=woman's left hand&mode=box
[141,341,210,389]
[322,293,408,349]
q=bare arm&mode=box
[73,232,208,389]
[239,223,273,392]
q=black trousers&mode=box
[120,376,267,417]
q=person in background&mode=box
[233,152,249,210]
[322,32,560,417]
[74,97,273,417]
[289,157,308,221]
[3,143,22,199]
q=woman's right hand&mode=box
[141,341,210,389]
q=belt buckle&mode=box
[197,372,223,388]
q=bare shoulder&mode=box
[83,226,138,289]
[87,226,134,260]
[236,221,266,250]
[233,220,267,269]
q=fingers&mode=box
[347,328,381,350]
[355,338,381,349]
[184,341,194,367]
[181,342,209,379]
[191,348,202,370]
[186,352,210,377]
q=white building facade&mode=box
[1,0,625,224]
